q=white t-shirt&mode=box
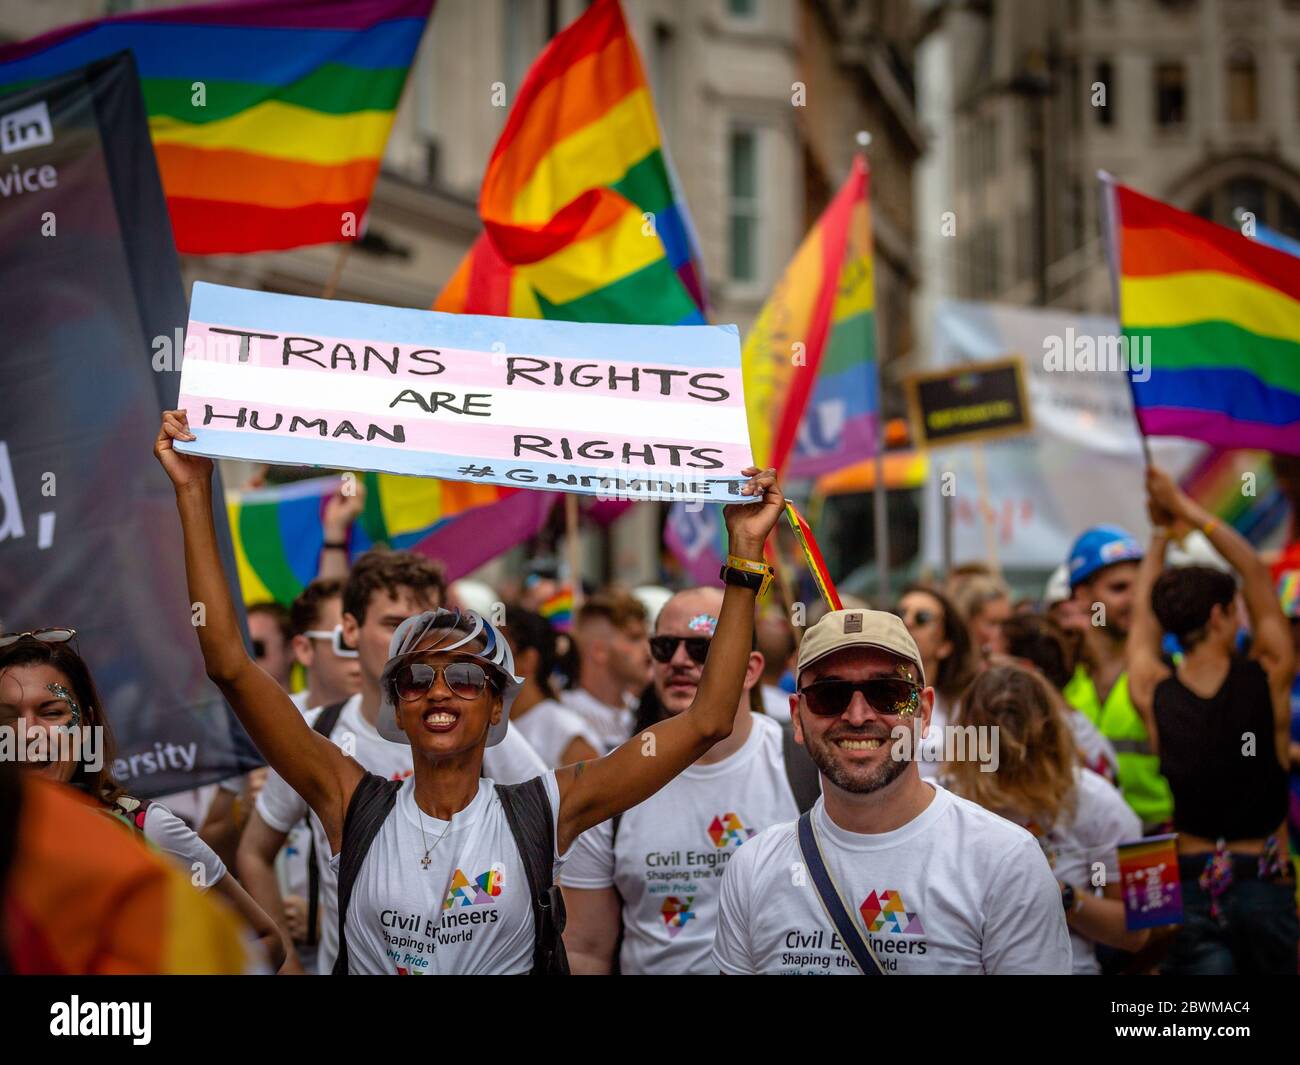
[256,694,415,974]
[141,802,228,891]
[510,699,602,768]
[290,690,311,712]
[761,684,792,722]
[560,688,635,753]
[917,693,953,783]
[1011,768,1140,975]
[255,694,547,974]
[560,713,799,974]
[712,783,1072,975]
[330,772,565,974]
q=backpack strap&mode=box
[780,719,821,814]
[305,700,349,948]
[796,810,884,975]
[495,777,569,975]
[331,772,402,975]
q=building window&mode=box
[503,0,543,99]
[1227,48,1258,123]
[727,0,759,18]
[728,127,760,283]
[1155,62,1186,126]
[650,22,676,142]
[1094,60,1114,126]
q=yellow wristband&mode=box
[1202,517,1220,537]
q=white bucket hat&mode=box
[376,609,523,747]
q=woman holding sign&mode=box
[155,409,783,974]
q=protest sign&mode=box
[176,283,755,504]
[906,357,1032,448]
[1117,834,1184,930]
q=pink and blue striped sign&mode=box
[175,283,754,503]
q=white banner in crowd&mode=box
[175,283,755,504]
[922,300,1203,573]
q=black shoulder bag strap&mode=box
[780,719,822,814]
[304,699,349,949]
[331,772,402,975]
[496,777,570,975]
[796,810,885,976]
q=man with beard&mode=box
[1062,527,1173,832]
[712,609,1070,975]
[560,587,817,974]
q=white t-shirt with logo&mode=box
[712,783,1072,975]
[141,803,227,891]
[560,713,799,974]
[560,688,635,753]
[331,772,564,974]
[1012,767,1140,975]
[510,699,602,768]
[256,695,415,974]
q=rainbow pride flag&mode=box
[1179,449,1288,546]
[227,472,555,605]
[745,154,876,478]
[538,586,575,632]
[434,0,705,324]
[1104,179,1300,456]
[0,0,433,254]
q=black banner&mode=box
[0,53,259,796]
[907,356,1032,448]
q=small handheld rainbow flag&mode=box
[0,0,434,254]
[1117,834,1184,930]
[785,502,841,611]
[538,586,575,632]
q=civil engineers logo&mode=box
[660,896,695,938]
[442,863,505,910]
[707,812,754,849]
[860,890,925,935]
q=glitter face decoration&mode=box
[686,614,718,637]
[46,682,80,727]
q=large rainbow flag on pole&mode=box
[227,473,556,605]
[1102,177,1300,456]
[744,154,877,478]
[0,0,434,254]
[434,0,706,324]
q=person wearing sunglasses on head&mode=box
[561,585,821,975]
[892,584,976,782]
[156,408,784,974]
[0,628,286,969]
[712,608,1072,975]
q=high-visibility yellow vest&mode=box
[1063,665,1173,829]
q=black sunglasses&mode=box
[893,607,938,627]
[799,678,920,718]
[649,635,711,665]
[393,662,491,702]
[0,628,77,649]
[251,638,267,659]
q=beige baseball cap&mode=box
[797,609,926,687]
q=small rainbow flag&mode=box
[1117,834,1184,930]
[0,0,433,254]
[1104,179,1300,455]
[538,586,575,632]
[785,502,841,611]
[434,0,705,325]
[1279,569,1299,617]
[746,155,876,477]
[227,472,555,605]
[1178,449,1287,546]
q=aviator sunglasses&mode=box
[392,661,492,702]
[648,635,711,665]
[0,628,77,649]
[798,677,920,718]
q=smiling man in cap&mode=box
[711,607,1071,975]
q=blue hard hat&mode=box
[1067,525,1143,587]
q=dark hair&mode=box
[0,638,123,805]
[1151,565,1238,650]
[575,591,646,633]
[246,601,292,643]
[1001,614,1075,690]
[898,583,976,700]
[289,578,345,637]
[343,548,446,626]
[505,607,562,700]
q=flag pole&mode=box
[565,494,584,609]
[1097,170,1153,469]
[859,131,890,604]
[321,242,353,300]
